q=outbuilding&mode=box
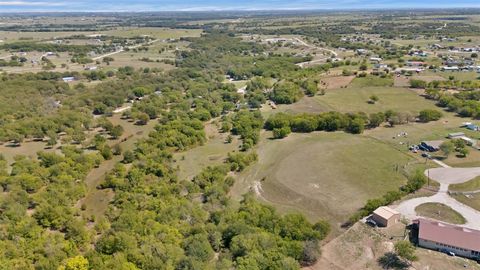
[370,206,400,227]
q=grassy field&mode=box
[452,194,480,212]
[79,114,158,219]
[415,202,467,224]
[173,120,241,181]
[450,176,480,192]
[313,86,439,114]
[231,131,415,231]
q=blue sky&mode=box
[0,0,479,12]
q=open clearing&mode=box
[265,84,440,118]
[232,131,414,232]
[319,75,355,89]
[415,202,467,224]
[173,120,241,181]
[310,222,480,270]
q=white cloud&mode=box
[0,1,66,6]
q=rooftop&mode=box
[417,218,480,252]
[373,206,399,220]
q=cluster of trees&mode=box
[414,79,480,91]
[0,56,25,67]
[425,88,480,119]
[440,139,470,158]
[225,110,264,151]
[265,112,369,138]
[264,108,440,139]
[0,148,102,269]
[0,41,99,54]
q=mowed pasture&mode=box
[231,131,414,231]
[272,85,440,116]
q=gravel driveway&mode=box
[394,166,480,230]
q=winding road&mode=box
[293,37,339,68]
[395,165,480,230]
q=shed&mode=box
[370,206,400,227]
[448,132,465,139]
[62,77,75,82]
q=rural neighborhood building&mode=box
[370,206,400,227]
[459,136,476,146]
[441,66,459,71]
[415,218,480,259]
[420,140,443,152]
[448,132,466,139]
[465,124,480,131]
[62,77,75,82]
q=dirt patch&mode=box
[321,75,355,89]
[394,76,410,87]
[309,222,480,270]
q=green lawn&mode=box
[452,194,480,212]
[315,86,439,114]
[415,203,466,224]
[450,176,480,192]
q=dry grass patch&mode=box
[415,202,466,224]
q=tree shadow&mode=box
[378,252,409,270]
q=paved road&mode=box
[427,167,480,185]
[395,186,480,230]
[395,166,480,230]
[293,37,338,57]
[92,39,159,61]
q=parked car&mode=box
[366,218,377,227]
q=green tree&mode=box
[439,141,454,157]
[394,240,417,262]
[57,256,89,270]
[273,126,291,139]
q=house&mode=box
[415,218,480,260]
[62,77,75,82]
[356,49,368,55]
[459,136,476,146]
[370,206,400,227]
[369,57,383,63]
[237,86,246,95]
[406,61,425,67]
[441,66,459,72]
[374,63,388,69]
[420,140,443,152]
[448,132,465,139]
[465,123,480,131]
